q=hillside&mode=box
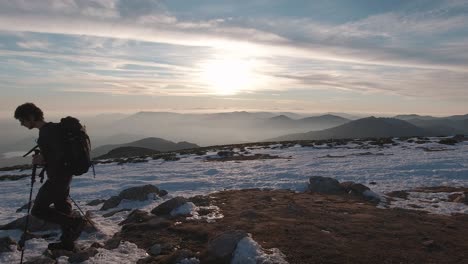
[91,137,199,158]
[96,146,160,160]
[270,117,434,141]
[0,137,467,263]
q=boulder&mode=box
[449,192,468,205]
[148,243,162,256]
[100,184,161,211]
[341,181,380,202]
[119,185,160,201]
[100,196,121,211]
[207,230,248,259]
[308,176,346,194]
[0,215,59,232]
[151,197,188,216]
[0,236,16,253]
[341,181,370,195]
[68,247,99,263]
[217,151,235,157]
[119,209,153,226]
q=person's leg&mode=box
[31,180,55,222]
[33,181,76,226]
[53,185,84,245]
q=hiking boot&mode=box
[48,241,75,251]
[61,217,85,243]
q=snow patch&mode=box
[231,235,288,264]
[389,191,468,215]
[171,202,197,216]
[187,205,224,223]
[83,241,148,263]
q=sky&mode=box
[0,0,467,117]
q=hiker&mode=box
[14,102,85,251]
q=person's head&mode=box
[14,103,44,129]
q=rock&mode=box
[0,236,16,253]
[308,176,346,195]
[386,190,410,199]
[207,230,248,259]
[341,182,370,195]
[100,185,160,211]
[68,247,99,263]
[173,249,196,263]
[23,256,56,264]
[119,209,152,226]
[86,199,106,206]
[438,138,458,145]
[0,174,30,181]
[449,192,468,205]
[159,190,169,197]
[90,242,104,248]
[119,184,160,201]
[148,243,162,256]
[422,240,442,252]
[104,237,122,250]
[151,197,188,216]
[217,151,235,157]
[100,196,122,211]
[103,208,132,218]
[0,215,59,232]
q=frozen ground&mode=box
[1,137,467,263]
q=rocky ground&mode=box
[2,182,468,263]
[113,188,468,264]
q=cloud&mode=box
[0,0,467,107]
[16,40,50,50]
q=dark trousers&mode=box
[31,177,74,229]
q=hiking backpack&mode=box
[59,116,92,176]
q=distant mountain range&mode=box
[91,137,199,158]
[393,114,468,136]
[269,117,439,141]
[1,111,467,167]
[261,114,349,129]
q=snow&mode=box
[83,241,148,263]
[1,137,468,263]
[231,235,288,264]
[171,202,197,216]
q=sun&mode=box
[199,57,255,95]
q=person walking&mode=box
[14,102,85,251]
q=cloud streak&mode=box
[0,0,467,114]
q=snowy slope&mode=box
[1,137,467,263]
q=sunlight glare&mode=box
[199,57,256,95]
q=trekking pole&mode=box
[18,149,40,264]
[69,195,97,230]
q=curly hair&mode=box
[14,103,44,121]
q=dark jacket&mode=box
[38,122,71,181]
